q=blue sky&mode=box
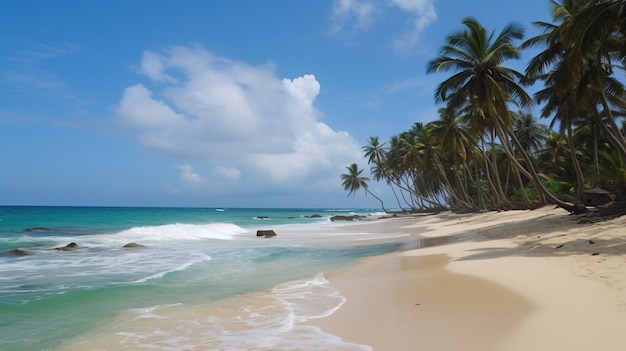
[1,0,553,208]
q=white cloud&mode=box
[116,46,363,193]
[178,164,203,185]
[283,74,320,106]
[389,0,437,51]
[328,0,436,51]
[213,166,241,181]
[138,51,177,83]
[329,0,378,35]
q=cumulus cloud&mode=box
[115,46,363,193]
[178,164,203,185]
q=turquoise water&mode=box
[0,206,401,350]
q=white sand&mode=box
[309,206,626,350]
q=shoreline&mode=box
[308,206,626,350]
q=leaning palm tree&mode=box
[362,136,408,210]
[532,0,626,158]
[523,0,626,211]
[341,163,387,212]
[427,17,581,213]
[424,107,479,210]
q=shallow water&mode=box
[0,206,401,350]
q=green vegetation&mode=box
[342,0,626,214]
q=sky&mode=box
[1,0,554,208]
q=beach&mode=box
[4,206,626,350]
[308,206,626,350]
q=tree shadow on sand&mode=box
[454,208,626,261]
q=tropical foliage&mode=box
[342,0,626,214]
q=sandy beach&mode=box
[309,206,626,350]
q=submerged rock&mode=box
[24,227,51,232]
[122,242,145,248]
[54,242,78,251]
[6,249,29,255]
[256,230,277,238]
[329,215,365,222]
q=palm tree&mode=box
[538,1,626,158]
[538,131,571,181]
[341,163,387,212]
[510,111,550,206]
[362,136,387,167]
[425,107,479,210]
[362,136,409,210]
[512,111,549,156]
[592,149,626,196]
[524,0,626,211]
[427,17,581,212]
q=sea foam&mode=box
[59,274,372,351]
[115,222,248,241]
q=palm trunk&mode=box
[366,189,387,213]
[514,165,533,208]
[494,118,584,213]
[594,98,626,161]
[480,135,504,210]
[566,122,586,208]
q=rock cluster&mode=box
[329,215,366,221]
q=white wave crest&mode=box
[133,254,212,283]
[116,222,247,242]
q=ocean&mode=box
[0,206,408,351]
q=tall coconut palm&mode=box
[532,0,626,157]
[427,17,580,212]
[341,163,387,212]
[538,131,572,182]
[362,136,387,167]
[362,136,409,210]
[524,0,626,211]
[510,110,549,207]
[512,110,549,156]
[425,107,478,210]
[382,124,448,210]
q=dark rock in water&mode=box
[6,249,29,255]
[330,215,365,222]
[54,242,78,251]
[309,214,322,218]
[255,216,270,220]
[256,230,277,238]
[123,242,145,248]
[24,227,51,232]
